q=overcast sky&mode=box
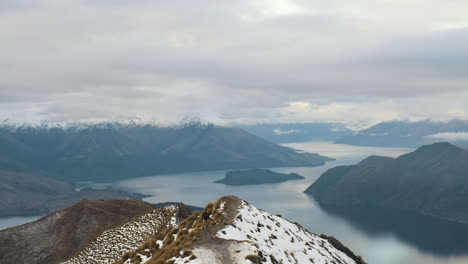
[1,0,467,128]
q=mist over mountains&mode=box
[241,122,353,143]
[242,119,468,147]
[335,119,468,147]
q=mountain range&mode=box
[305,142,468,223]
[0,122,332,182]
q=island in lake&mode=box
[215,168,305,185]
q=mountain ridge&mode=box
[116,196,364,264]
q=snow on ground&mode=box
[172,247,222,264]
[62,205,180,264]
[215,201,356,264]
[227,241,259,263]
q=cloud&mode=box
[425,132,468,142]
[273,128,302,135]
[0,1,467,125]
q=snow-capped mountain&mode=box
[118,196,364,264]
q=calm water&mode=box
[0,215,42,230]
[3,141,468,263]
[115,141,468,264]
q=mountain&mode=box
[0,169,149,217]
[241,122,353,143]
[335,119,468,147]
[1,196,363,264]
[0,170,72,216]
[214,168,304,185]
[114,196,364,264]
[0,200,193,264]
[0,122,332,182]
[305,142,468,223]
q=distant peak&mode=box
[416,142,461,153]
[358,155,395,165]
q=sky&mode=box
[1,0,467,128]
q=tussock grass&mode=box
[115,197,229,264]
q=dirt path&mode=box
[193,196,243,264]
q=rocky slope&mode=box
[0,200,178,264]
[306,142,468,223]
[214,168,304,185]
[117,196,364,264]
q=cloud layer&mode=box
[425,132,468,142]
[1,0,467,126]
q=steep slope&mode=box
[305,142,468,223]
[62,205,192,264]
[0,123,332,182]
[117,196,363,264]
[0,200,158,264]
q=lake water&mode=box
[115,141,468,264]
[0,215,42,230]
[3,141,468,263]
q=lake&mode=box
[3,141,468,263]
[115,141,468,264]
[0,215,42,230]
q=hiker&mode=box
[202,210,211,222]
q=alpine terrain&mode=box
[115,196,364,264]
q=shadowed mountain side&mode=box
[316,204,468,256]
[0,123,333,182]
[306,142,468,223]
[0,170,150,217]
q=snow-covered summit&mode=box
[118,196,364,264]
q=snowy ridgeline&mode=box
[61,206,181,264]
[172,201,357,264]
